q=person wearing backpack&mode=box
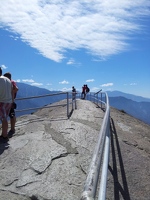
[81,85,86,99]
[86,85,90,93]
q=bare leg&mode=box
[2,118,8,137]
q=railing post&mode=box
[101,92,102,109]
[75,94,77,109]
[71,92,77,110]
[72,98,74,110]
[67,92,69,118]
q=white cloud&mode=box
[66,58,81,67]
[90,87,100,92]
[124,83,137,86]
[86,79,95,82]
[101,83,114,87]
[130,83,137,86]
[67,59,75,65]
[22,79,35,83]
[59,80,69,84]
[22,78,43,86]
[31,82,43,86]
[0,0,149,62]
[46,83,52,86]
[10,35,19,41]
[1,64,7,69]
[61,87,71,92]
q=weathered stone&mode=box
[0,100,150,200]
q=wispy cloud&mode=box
[101,83,114,87]
[22,78,43,86]
[86,79,95,83]
[66,58,81,67]
[31,82,43,86]
[46,83,52,86]
[0,64,7,70]
[0,0,149,62]
[67,59,75,65]
[59,80,69,84]
[10,35,19,41]
[130,83,137,86]
[91,87,100,92]
[61,87,72,92]
[22,79,35,83]
[124,83,138,86]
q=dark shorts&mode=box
[9,108,15,118]
[9,102,17,118]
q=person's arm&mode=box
[12,81,18,98]
[13,85,18,94]
[11,83,14,103]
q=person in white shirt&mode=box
[0,67,13,142]
[4,72,18,135]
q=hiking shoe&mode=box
[8,129,15,138]
[0,135,9,143]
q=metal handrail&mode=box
[15,92,77,118]
[15,90,110,199]
[81,91,110,200]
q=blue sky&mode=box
[0,0,150,98]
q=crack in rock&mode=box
[16,169,41,188]
[30,151,52,174]
[45,124,78,154]
[123,140,145,151]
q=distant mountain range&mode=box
[15,83,66,116]
[108,96,150,125]
[106,90,150,102]
[15,83,150,125]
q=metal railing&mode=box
[15,90,110,199]
[81,91,110,200]
[15,92,77,118]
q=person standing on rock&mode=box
[4,72,18,135]
[81,85,86,99]
[85,84,90,94]
[72,86,76,100]
[0,68,13,142]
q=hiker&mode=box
[81,85,86,99]
[4,72,18,135]
[0,68,13,142]
[72,86,76,100]
[85,85,90,93]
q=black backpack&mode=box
[86,87,90,93]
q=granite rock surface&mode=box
[0,100,104,200]
[0,99,150,200]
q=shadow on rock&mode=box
[109,118,131,200]
[0,142,9,155]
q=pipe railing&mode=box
[81,91,110,200]
[15,92,77,118]
[15,90,110,199]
